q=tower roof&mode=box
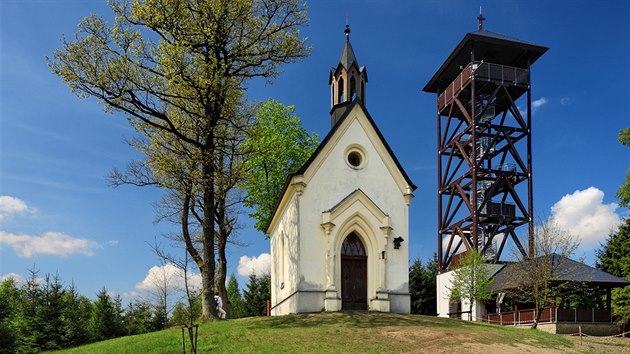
[423,29,548,93]
[339,25,359,70]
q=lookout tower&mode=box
[423,15,548,271]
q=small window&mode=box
[345,145,366,170]
[347,151,362,167]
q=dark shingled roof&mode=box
[423,29,548,93]
[339,36,359,71]
[491,253,630,291]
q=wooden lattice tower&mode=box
[423,17,548,271]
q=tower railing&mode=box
[437,62,530,111]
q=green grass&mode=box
[52,312,609,353]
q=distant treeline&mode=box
[0,269,272,353]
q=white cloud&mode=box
[0,231,99,258]
[238,253,271,277]
[560,97,572,106]
[0,272,26,284]
[532,97,548,109]
[134,263,201,294]
[0,196,32,220]
[550,187,622,250]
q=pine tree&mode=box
[243,273,270,317]
[38,273,66,351]
[227,274,244,319]
[61,284,92,347]
[16,266,44,353]
[124,300,153,335]
[90,288,124,341]
[0,278,21,354]
[596,217,630,330]
[409,254,438,315]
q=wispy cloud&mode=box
[238,253,271,277]
[550,187,622,250]
[560,97,573,106]
[532,97,548,110]
[0,195,33,220]
[519,97,548,116]
[0,231,99,258]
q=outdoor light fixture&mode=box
[393,236,404,249]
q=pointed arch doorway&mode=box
[341,232,367,310]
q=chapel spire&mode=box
[329,24,368,127]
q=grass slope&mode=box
[53,312,629,353]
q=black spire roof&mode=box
[339,24,359,70]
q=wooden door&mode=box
[341,233,367,310]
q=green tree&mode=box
[409,254,438,315]
[243,273,271,317]
[596,217,630,331]
[90,288,124,341]
[124,300,153,335]
[38,273,66,351]
[49,0,309,319]
[0,278,21,354]
[226,274,244,319]
[242,99,319,233]
[61,284,92,347]
[449,249,494,321]
[617,127,630,208]
[15,267,44,353]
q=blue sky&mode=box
[1,0,628,301]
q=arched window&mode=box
[341,233,366,257]
[350,76,357,101]
[338,77,345,103]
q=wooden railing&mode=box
[485,307,613,325]
[437,61,530,112]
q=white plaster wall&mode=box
[270,195,300,315]
[436,270,454,318]
[436,268,486,321]
[299,109,411,308]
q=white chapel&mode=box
[268,26,417,315]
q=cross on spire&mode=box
[477,7,486,31]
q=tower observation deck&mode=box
[423,25,548,271]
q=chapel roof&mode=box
[265,99,417,233]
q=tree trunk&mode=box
[200,153,216,320]
[217,235,228,318]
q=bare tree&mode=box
[505,218,580,328]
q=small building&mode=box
[438,253,629,336]
[267,26,416,316]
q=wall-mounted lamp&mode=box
[393,236,404,249]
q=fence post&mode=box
[592,308,594,323]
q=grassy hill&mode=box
[53,312,629,353]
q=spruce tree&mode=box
[243,273,270,317]
[227,274,244,319]
[409,254,438,315]
[61,284,92,347]
[0,278,21,354]
[596,218,630,330]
